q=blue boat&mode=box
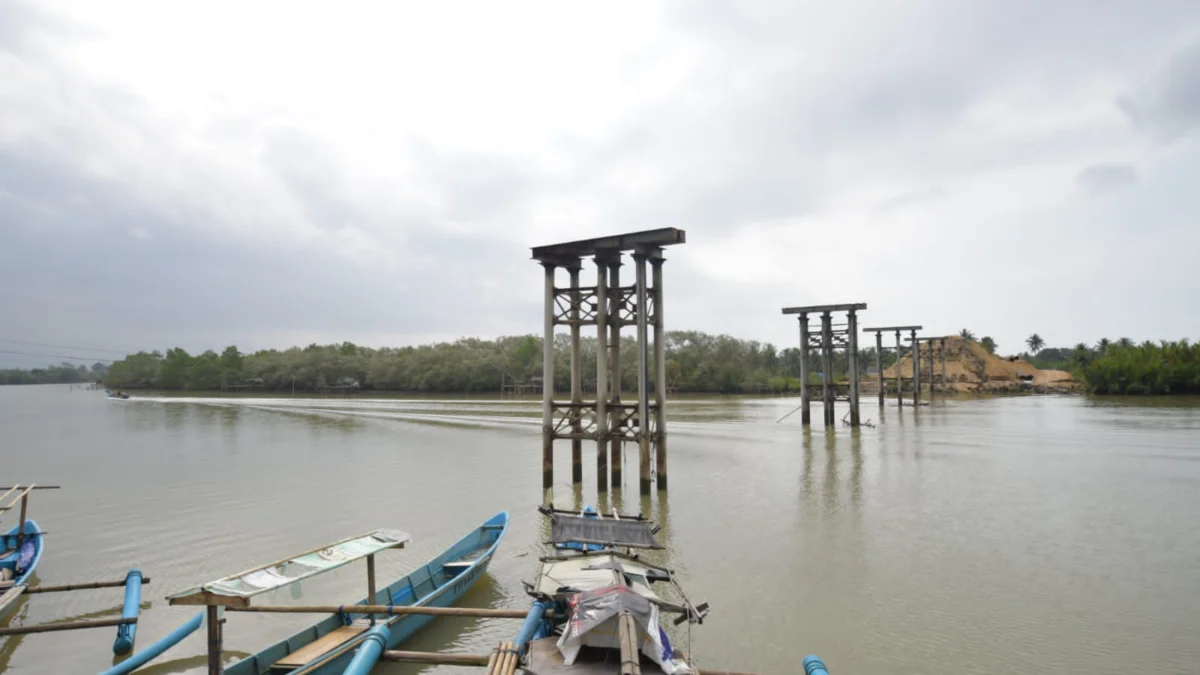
[0,518,43,620]
[168,511,509,675]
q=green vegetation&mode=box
[1080,339,1200,395]
[959,328,975,340]
[1,362,107,385]
[1026,333,1045,354]
[980,336,997,354]
[95,331,895,395]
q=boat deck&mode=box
[522,637,671,675]
[271,623,370,670]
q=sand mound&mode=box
[882,336,1078,391]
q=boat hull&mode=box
[0,519,43,622]
[226,511,509,675]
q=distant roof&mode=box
[547,514,661,549]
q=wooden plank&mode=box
[0,586,24,615]
[274,625,368,668]
[0,485,34,513]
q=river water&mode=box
[2,385,1198,675]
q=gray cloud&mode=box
[1077,164,1139,195]
[1118,38,1200,141]
[3,0,1200,363]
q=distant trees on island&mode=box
[6,332,1197,396]
[94,332,896,395]
[1,362,108,385]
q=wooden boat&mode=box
[512,506,831,675]
[0,519,44,621]
[168,510,509,675]
[512,505,702,675]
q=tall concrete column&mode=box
[594,255,609,493]
[568,263,583,483]
[608,259,623,489]
[848,309,860,426]
[940,338,947,387]
[875,331,884,406]
[541,263,556,491]
[928,339,936,397]
[634,251,652,494]
[821,312,834,426]
[799,315,811,425]
[895,331,903,408]
[651,255,667,491]
[911,329,920,406]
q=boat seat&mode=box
[270,625,369,670]
[444,561,472,577]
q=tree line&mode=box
[94,331,896,395]
[1,362,108,385]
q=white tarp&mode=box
[556,585,691,675]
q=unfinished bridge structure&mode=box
[531,228,685,495]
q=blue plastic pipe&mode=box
[97,611,203,675]
[513,600,550,655]
[803,654,830,675]
[341,624,391,675]
[112,569,143,655]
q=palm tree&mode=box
[1096,338,1111,354]
[1072,342,1093,367]
[1117,337,1133,349]
[959,328,975,340]
[1026,333,1045,354]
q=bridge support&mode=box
[863,325,923,407]
[782,303,867,427]
[533,229,686,496]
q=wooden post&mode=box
[595,254,610,493]
[366,553,377,626]
[821,312,834,426]
[541,263,556,491]
[875,331,884,406]
[609,258,623,489]
[911,329,920,406]
[634,251,652,494]
[847,309,860,426]
[206,605,222,675]
[895,331,903,408]
[16,494,28,551]
[569,262,583,485]
[651,255,667,490]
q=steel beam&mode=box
[798,315,811,425]
[594,254,610,493]
[783,303,868,315]
[634,251,652,494]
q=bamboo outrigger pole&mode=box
[0,617,135,637]
[227,604,553,619]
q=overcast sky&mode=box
[2,1,1198,367]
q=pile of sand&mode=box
[881,336,1078,392]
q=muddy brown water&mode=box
[2,386,1198,674]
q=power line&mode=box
[0,338,130,356]
[0,350,115,364]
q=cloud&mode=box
[1118,37,1200,141]
[3,0,1200,365]
[1077,164,1139,194]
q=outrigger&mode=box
[167,510,509,674]
[0,484,203,675]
